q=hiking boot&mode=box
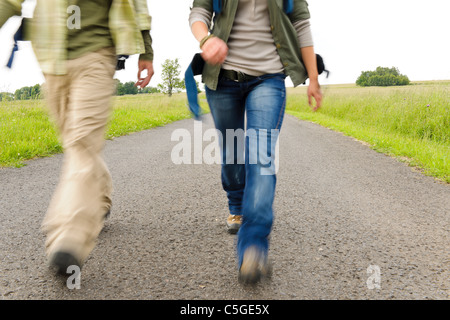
[49,251,81,276]
[226,214,242,234]
[238,246,271,285]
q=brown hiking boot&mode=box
[226,214,242,234]
[238,246,272,285]
[48,251,81,276]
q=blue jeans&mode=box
[205,73,287,268]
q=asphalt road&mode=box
[0,114,448,300]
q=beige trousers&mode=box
[42,47,117,264]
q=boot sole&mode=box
[238,247,264,285]
[226,223,241,234]
[49,251,81,276]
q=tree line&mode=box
[1,81,161,101]
[0,84,42,101]
[115,80,160,96]
[2,58,200,101]
[2,63,412,102]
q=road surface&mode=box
[0,114,448,300]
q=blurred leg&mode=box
[206,78,246,217]
[42,48,116,267]
[237,74,287,269]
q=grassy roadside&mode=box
[0,93,196,168]
[286,81,449,183]
[106,93,192,139]
[1,82,448,184]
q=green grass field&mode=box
[0,93,193,168]
[286,81,449,183]
[1,81,448,183]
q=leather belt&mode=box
[220,69,259,82]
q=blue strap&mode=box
[184,53,205,120]
[214,0,292,14]
[213,0,222,15]
[6,19,24,69]
[184,0,222,120]
[284,0,294,14]
[214,0,292,15]
[6,42,18,69]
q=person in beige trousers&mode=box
[0,0,154,276]
[42,48,120,274]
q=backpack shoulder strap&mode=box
[214,0,293,15]
[284,0,294,15]
[213,0,223,15]
[6,18,25,69]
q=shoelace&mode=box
[229,215,242,222]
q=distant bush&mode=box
[115,80,160,96]
[356,67,410,87]
[0,92,14,101]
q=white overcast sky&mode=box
[0,0,449,92]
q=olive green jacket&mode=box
[192,0,311,90]
[0,0,153,75]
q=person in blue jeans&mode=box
[189,0,322,284]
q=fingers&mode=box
[312,92,322,111]
[135,75,150,89]
[308,89,323,112]
[315,93,322,110]
[307,81,323,112]
[201,37,228,66]
[135,61,154,88]
[138,69,153,88]
[135,72,148,88]
[310,95,321,111]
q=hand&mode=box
[201,36,228,66]
[307,80,322,111]
[135,59,154,88]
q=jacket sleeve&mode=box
[0,0,23,28]
[132,0,153,61]
[132,0,152,30]
[192,0,213,13]
[290,0,311,23]
[189,7,213,29]
[139,30,153,61]
[293,19,314,48]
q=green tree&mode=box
[139,86,160,94]
[122,81,138,95]
[11,84,42,100]
[356,67,410,87]
[158,58,185,97]
[115,80,139,96]
[31,84,41,99]
[14,86,29,100]
[115,79,125,96]
[0,92,13,101]
[14,87,24,100]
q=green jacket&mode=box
[192,0,311,90]
[0,0,153,75]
